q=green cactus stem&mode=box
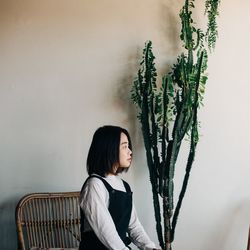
[131,1,220,249]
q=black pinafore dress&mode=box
[79,175,133,250]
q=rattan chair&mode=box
[15,192,81,250]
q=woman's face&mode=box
[119,132,132,168]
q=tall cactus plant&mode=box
[131,1,220,249]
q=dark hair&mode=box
[87,125,132,176]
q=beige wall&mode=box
[0,1,250,249]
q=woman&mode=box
[79,125,160,250]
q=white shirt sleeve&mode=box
[128,205,157,250]
[80,177,129,250]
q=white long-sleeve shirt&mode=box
[79,174,157,250]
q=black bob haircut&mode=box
[87,125,132,176]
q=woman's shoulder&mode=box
[80,175,110,207]
[80,175,109,199]
[84,174,107,188]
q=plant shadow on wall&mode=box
[131,0,221,250]
[158,1,182,61]
[113,49,142,146]
[113,3,181,151]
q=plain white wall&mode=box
[0,1,249,249]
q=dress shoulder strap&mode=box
[122,180,132,193]
[82,174,114,193]
[81,174,132,193]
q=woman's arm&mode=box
[128,205,158,250]
[80,178,129,250]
